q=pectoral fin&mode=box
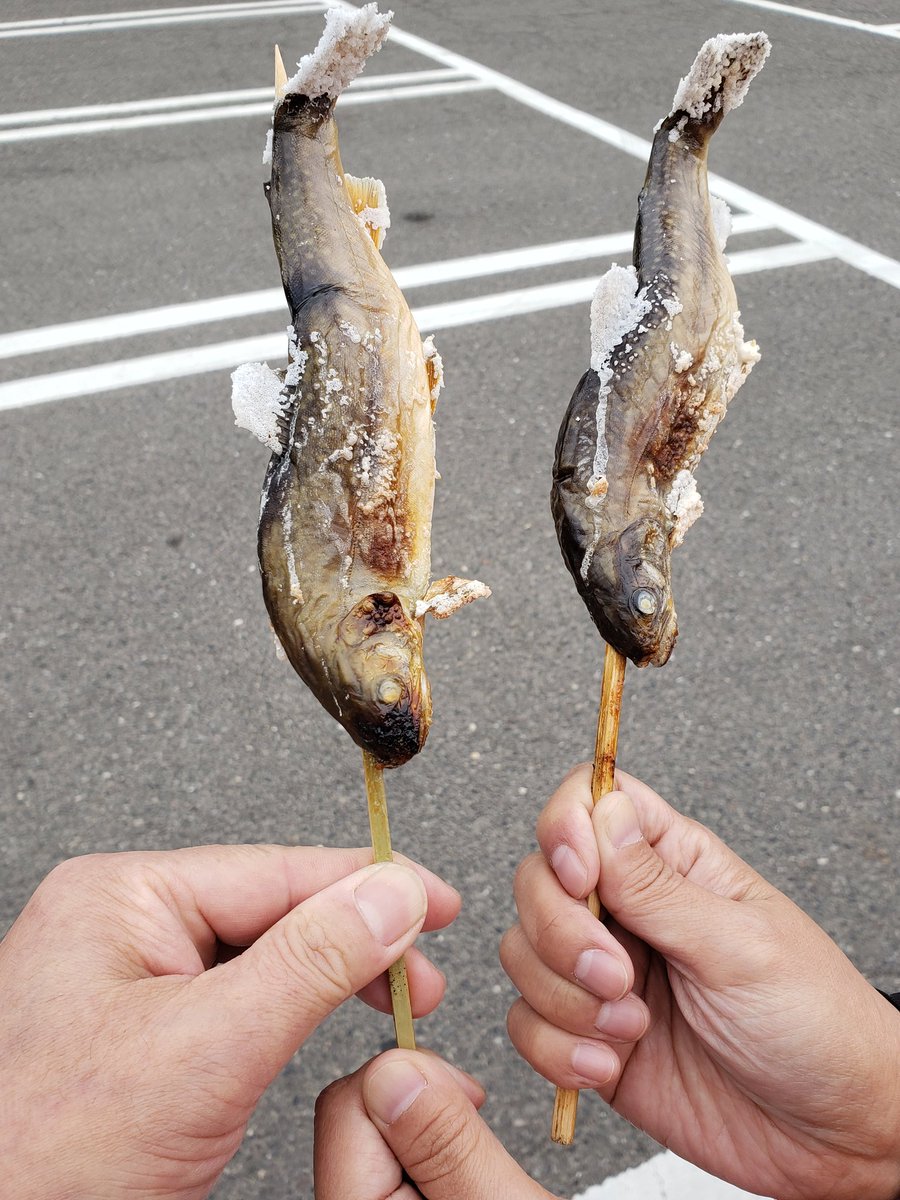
[416,576,491,620]
[422,334,443,411]
[345,173,390,249]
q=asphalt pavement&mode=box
[1,1,898,1196]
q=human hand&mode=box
[503,766,900,1200]
[314,1049,557,1198]
[0,844,460,1200]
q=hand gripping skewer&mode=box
[551,643,626,1144]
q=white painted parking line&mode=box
[379,8,900,291]
[0,69,469,130]
[573,1150,773,1199]
[725,0,900,39]
[0,78,490,143]
[0,1,325,40]
[0,241,834,413]
[0,214,775,362]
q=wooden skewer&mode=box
[551,642,627,1145]
[362,749,417,1051]
[274,44,288,101]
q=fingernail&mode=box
[571,1042,618,1085]
[366,1058,429,1124]
[594,996,648,1041]
[354,864,426,946]
[550,845,587,897]
[605,793,643,849]
[574,949,629,999]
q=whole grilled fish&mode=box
[552,33,769,667]
[232,5,487,766]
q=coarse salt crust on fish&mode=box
[710,195,732,251]
[231,362,290,454]
[588,264,652,491]
[670,32,770,121]
[283,3,392,100]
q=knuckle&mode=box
[505,996,531,1044]
[543,972,578,1026]
[616,849,676,912]
[533,909,571,966]
[498,925,520,974]
[404,1101,474,1187]
[513,852,541,899]
[314,1075,353,1121]
[273,910,356,1004]
[42,853,105,891]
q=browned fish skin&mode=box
[552,34,768,668]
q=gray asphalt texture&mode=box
[1,1,898,1196]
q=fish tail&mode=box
[278,3,391,114]
[668,32,770,137]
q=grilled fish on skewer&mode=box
[232,5,488,766]
[552,33,769,667]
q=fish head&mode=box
[334,592,432,767]
[588,515,678,668]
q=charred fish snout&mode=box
[586,518,678,667]
[335,593,432,766]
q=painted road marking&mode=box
[0,241,835,412]
[376,5,900,292]
[0,214,774,362]
[0,69,470,130]
[0,1,325,39]
[0,78,489,143]
[573,1150,773,1199]
[725,0,900,39]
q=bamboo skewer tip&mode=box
[274,44,288,100]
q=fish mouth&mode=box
[351,691,429,768]
[598,591,678,668]
[637,609,678,667]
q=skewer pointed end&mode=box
[274,44,288,101]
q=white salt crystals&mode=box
[710,195,732,251]
[671,343,694,373]
[262,127,273,165]
[670,32,770,122]
[283,3,392,101]
[588,264,652,493]
[231,362,291,454]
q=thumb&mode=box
[594,790,751,982]
[363,1050,555,1200]
[196,862,427,1080]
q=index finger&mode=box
[176,844,459,941]
[68,845,460,975]
[315,1068,414,1200]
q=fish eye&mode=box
[377,677,403,705]
[632,588,658,616]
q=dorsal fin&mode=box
[344,173,390,249]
